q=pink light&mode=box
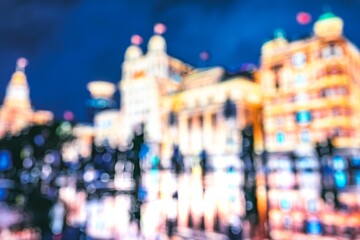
[17,57,28,69]
[63,111,74,121]
[199,51,210,61]
[154,23,166,35]
[297,12,312,25]
[131,35,143,45]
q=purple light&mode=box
[63,111,74,121]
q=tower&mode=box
[0,58,53,137]
[119,25,169,145]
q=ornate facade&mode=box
[260,12,360,238]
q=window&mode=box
[280,198,291,211]
[334,171,347,189]
[300,129,311,143]
[199,115,204,128]
[292,52,307,68]
[333,156,347,171]
[276,132,285,144]
[295,93,309,103]
[296,111,311,124]
[211,113,217,127]
[187,118,192,130]
[271,64,282,89]
[354,170,360,186]
[321,44,343,59]
[294,74,307,86]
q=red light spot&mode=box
[154,23,166,35]
[63,111,74,121]
[199,51,210,61]
[131,35,143,45]
[297,12,312,25]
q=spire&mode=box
[10,57,28,85]
[148,23,167,52]
[16,57,28,72]
[125,35,143,60]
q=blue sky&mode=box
[1,0,360,122]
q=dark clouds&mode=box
[1,0,360,122]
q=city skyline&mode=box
[1,1,360,121]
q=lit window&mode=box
[322,44,343,59]
[295,93,309,103]
[276,132,285,144]
[333,156,347,170]
[294,74,307,86]
[300,130,311,143]
[292,52,307,68]
[296,111,311,124]
[354,170,360,186]
[334,171,347,189]
[280,198,291,210]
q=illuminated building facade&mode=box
[261,12,360,238]
[118,25,262,169]
[119,26,192,155]
[161,67,262,169]
[0,58,53,138]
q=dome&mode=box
[148,35,166,52]
[314,12,343,38]
[125,45,143,60]
[262,29,288,54]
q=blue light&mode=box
[351,157,360,167]
[334,171,347,189]
[306,220,322,235]
[0,188,8,201]
[354,170,360,186]
[276,132,285,144]
[0,150,12,171]
[296,111,311,124]
[280,199,291,210]
[333,156,346,170]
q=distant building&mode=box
[0,58,53,137]
[260,12,360,238]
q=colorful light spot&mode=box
[199,51,210,61]
[131,34,143,45]
[297,12,312,25]
[154,23,166,35]
[63,111,74,121]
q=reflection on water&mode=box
[63,169,246,239]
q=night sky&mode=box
[1,0,360,122]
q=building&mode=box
[160,67,262,169]
[118,25,262,169]
[119,25,192,159]
[260,12,360,238]
[0,58,53,138]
